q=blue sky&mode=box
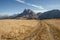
[0,0,60,15]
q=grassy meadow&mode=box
[0,19,60,40]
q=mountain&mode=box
[0,14,18,19]
[0,9,38,19]
[0,9,60,20]
[15,9,38,19]
[37,12,42,17]
[39,9,60,19]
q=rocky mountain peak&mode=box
[23,9,35,14]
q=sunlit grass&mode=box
[0,19,60,40]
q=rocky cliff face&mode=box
[15,9,38,19]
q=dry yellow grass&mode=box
[41,19,60,40]
[0,19,60,40]
[0,20,40,40]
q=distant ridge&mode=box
[39,9,60,19]
[0,9,60,20]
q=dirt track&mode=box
[0,19,60,40]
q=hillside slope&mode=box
[0,19,60,40]
[39,9,60,19]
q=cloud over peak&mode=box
[16,0,25,3]
[16,0,44,10]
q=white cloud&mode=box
[26,3,44,9]
[16,0,25,3]
[16,0,44,10]
[33,9,48,13]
